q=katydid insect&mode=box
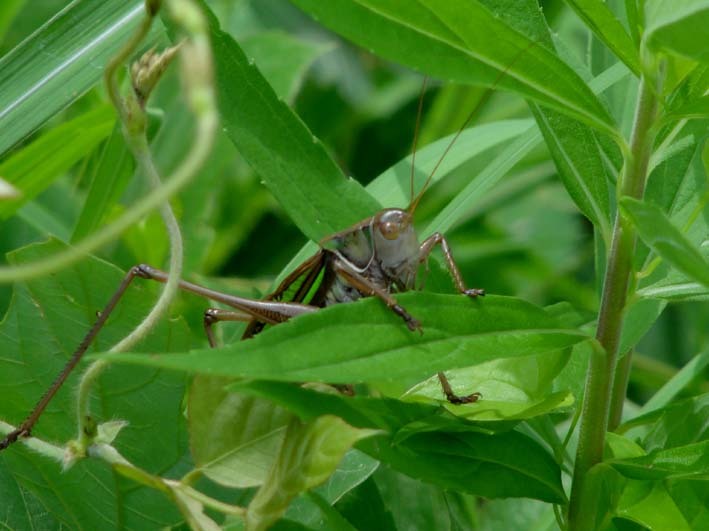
[1,39,544,450]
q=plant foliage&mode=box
[0,0,707,529]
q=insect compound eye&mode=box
[379,220,400,240]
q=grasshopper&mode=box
[0,77,491,451]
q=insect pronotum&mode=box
[0,41,536,451]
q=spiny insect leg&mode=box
[419,233,485,297]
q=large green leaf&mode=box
[0,0,153,158]
[103,294,587,383]
[189,376,293,488]
[245,416,379,531]
[0,240,192,528]
[202,9,378,242]
[235,382,565,503]
[290,0,615,135]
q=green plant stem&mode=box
[74,0,219,445]
[72,1,184,448]
[567,75,659,530]
[0,421,64,462]
[76,135,184,443]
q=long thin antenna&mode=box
[409,76,428,205]
[408,39,540,215]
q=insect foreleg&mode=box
[330,259,421,331]
[417,236,484,405]
[419,233,485,297]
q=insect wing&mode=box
[242,250,326,338]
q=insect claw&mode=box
[406,316,421,332]
[447,391,482,405]
[464,288,485,298]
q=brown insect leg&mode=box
[419,233,485,297]
[1,264,318,451]
[1,265,148,450]
[136,264,317,323]
[437,372,482,405]
[203,308,254,348]
[331,259,421,331]
[417,237,483,404]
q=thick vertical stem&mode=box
[567,76,659,530]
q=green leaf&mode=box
[402,352,575,422]
[283,451,380,530]
[644,0,709,64]
[610,440,709,480]
[621,197,709,287]
[103,294,587,384]
[667,94,709,120]
[71,123,134,241]
[366,119,534,209]
[245,415,379,531]
[643,393,709,451]
[639,347,709,415]
[235,382,564,503]
[0,104,115,220]
[615,481,692,531]
[563,0,640,74]
[369,469,478,531]
[332,476,397,531]
[203,11,379,242]
[234,380,472,434]
[0,240,192,528]
[619,298,667,353]
[189,376,294,488]
[0,0,155,158]
[532,104,612,237]
[290,0,615,134]
[240,31,333,102]
[362,428,565,503]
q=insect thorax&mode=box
[323,213,420,305]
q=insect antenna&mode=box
[407,39,540,216]
[409,76,428,206]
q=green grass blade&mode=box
[0,0,146,157]
[0,104,115,219]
